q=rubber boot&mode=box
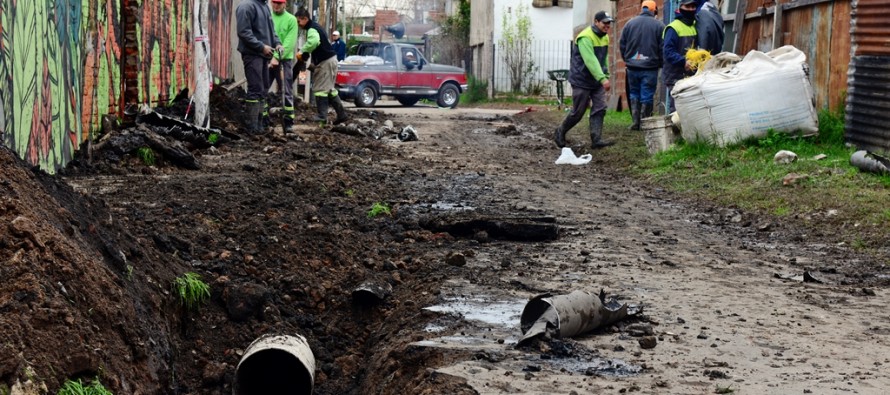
[329,95,348,125]
[590,111,614,149]
[261,101,272,129]
[554,126,567,148]
[244,101,263,135]
[641,103,654,119]
[628,99,641,131]
[283,117,295,133]
[312,96,329,123]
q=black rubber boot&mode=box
[329,95,348,125]
[244,101,263,135]
[554,126,567,148]
[641,103,654,120]
[628,99,641,131]
[312,97,329,123]
[590,111,613,149]
[261,100,271,129]
[283,118,295,133]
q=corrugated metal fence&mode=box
[845,0,890,155]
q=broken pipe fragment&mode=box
[850,150,890,175]
[518,290,632,346]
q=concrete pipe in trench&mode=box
[233,334,315,395]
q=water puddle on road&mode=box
[417,292,642,378]
[429,201,475,211]
[424,295,524,327]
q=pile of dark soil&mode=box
[0,88,475,394]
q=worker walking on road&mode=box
[620,0,664,130]
[554,11,615,149]
[296,8,348,125]
[270,0,298,132]
[236,0,282,135]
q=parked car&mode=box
[336,43,468,108]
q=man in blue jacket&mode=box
[554,11,615,149]
[620,0,664,130]
[663,0,697,113]
[331,31,347,62]
[236,0,283,135]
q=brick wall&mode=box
[374,10,401,36]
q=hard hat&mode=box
[332,30,340,36]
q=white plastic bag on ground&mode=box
[672,45,818,146]
[555,147,592,165]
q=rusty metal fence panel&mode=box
[845,57,890,155]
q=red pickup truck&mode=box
[336,43,468,108]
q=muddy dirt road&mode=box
[365,101,890,394]
[2,95,888,394]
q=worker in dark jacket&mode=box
[554,11,615,149]
[620,0,664,130]
[296,8,348,125]
[663,0,697,113]
[236,0,282,134]
[331,31,347,61]
[696,0,725,55]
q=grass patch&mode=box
[136,147,156,166]
[520,104,889,248]
[367,202,391,218]
[173,272,211,310]
[58,378,113,395]
[630,108,889,247]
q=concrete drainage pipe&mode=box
[233,334,315,395]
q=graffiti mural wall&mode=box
[1,0,96,172]
[0,0,234,173]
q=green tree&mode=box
[499,5,537,93]
[431,0,470,67]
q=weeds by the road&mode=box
[58,378,113,395]
[367,202,391,218]
[173,272,210,310]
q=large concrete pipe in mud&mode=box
[233,334,315,395]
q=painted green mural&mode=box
[0,0,233,174]
[1,0,89,172]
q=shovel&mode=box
[275,49,287,129]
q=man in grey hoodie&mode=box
[236,0,283,135]
[696,0,724,55]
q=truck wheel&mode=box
[354,83,377,107]
[436,83,460,109]
[396,96,420,107]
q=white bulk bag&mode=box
[672,45,818,146]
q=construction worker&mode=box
[554,11,615,149]
[235,0,282,135]
[620,0,664,130]
[663,0,698,113]
[270,0,298,132]
[295,8,348,125]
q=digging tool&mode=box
[276,49,287,129]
